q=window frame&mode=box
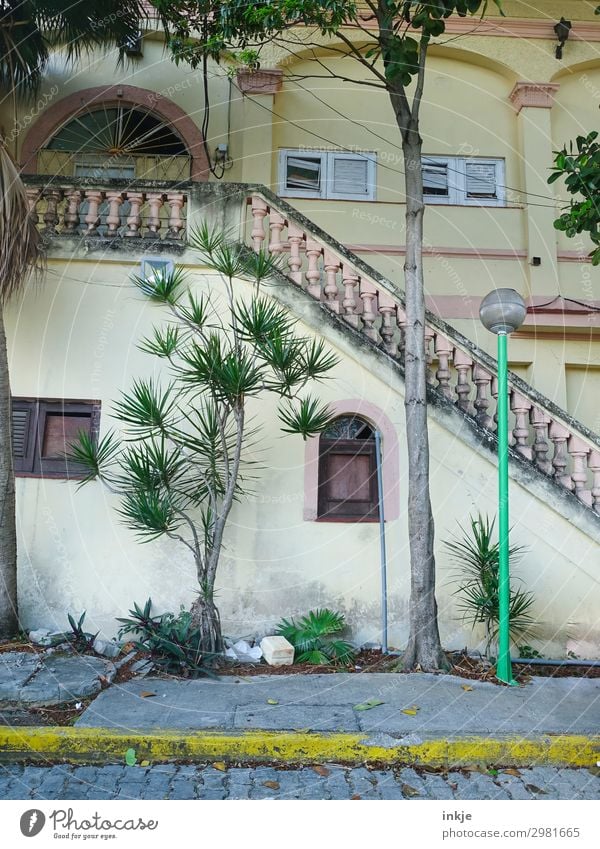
[317,434,380,522]
[12,398,101,479]
[279,149,377,201]
[422,156,506,206]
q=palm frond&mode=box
[0,144,42,302]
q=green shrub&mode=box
[275,608,356,665]
[444,513,537,659]
[117,598,212,677]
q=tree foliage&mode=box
[549,132,600,265]
[70,226,338,653]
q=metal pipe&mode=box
[375,430,388,655]
[512,657,600,668]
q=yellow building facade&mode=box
[2,1,599,655]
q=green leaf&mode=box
[353,698,385,711]
[125,748,137,766]
[278,396,336,439]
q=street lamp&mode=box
[479,288,527,685]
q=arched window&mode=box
[38,103,191,182]
[317,416,380,521]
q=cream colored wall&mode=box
[5,257,599,657]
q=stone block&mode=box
[260,635,294,666]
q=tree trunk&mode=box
[398,130,447,671]
[190,592,223,659]
[0,307,18,637]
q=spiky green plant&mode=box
[444,513,537,659]
[70,225,338,656]
[275,608,356,665]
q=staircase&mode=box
[247,189,600,520]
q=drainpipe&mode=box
[375,430,388,654]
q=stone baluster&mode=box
[268,211,286,254]
[434,334,453,400]
[359,280,378,341]
[588,451,600,514]
[84,190,103,236]
[26,188,41,228]
[63,189,82,232]
[166,193,186,239]
[472,364,493,429]
[424,327,435,384]
[322,251,340,312]
[549,422,574,491]
[396,307,407,360]
[42,189,62,233]
[378,292,397,355]
[105,191,124,236]
[125,192,144,237]
[530,407,552,474]
[305,240,323,299]
[287,224,304,284]
[341,264,359,328]
[251,195,268,251]
[568,436,592,506]
[510,392,533,460]
[146,193,164,237]
[454,349,474,414]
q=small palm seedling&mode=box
[275,608,356,665]
[444,513,537,659]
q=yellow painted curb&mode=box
[0,728,597,767]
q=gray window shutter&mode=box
[331,156,370,196]
[465,161,498,198]
[422,162,449,196]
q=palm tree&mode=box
[0,0,156,635]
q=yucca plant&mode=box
[444,513,537,659]
[69,223,338,656]
[275,608,356,665]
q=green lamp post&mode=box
[479,288,527,685]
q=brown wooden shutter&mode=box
[318,439,379,520]
[35,402,94,476]
[11,400,37,473]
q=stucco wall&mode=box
[6,250,599,658]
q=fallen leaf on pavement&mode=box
[212,762,227,772]
[263,781,280,790]
[461,684,473,691]
[125,748,136,767]
[525,784,548,795]
[353,698,385,711]
[313,765,330,777]
[502,768,522,778]
[401,783,420,797]
[401,705,419,716]
[351,794,361,800]
[140,760,150,767]
[140,691,156,698]
[266,698,279,705]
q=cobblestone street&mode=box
[1,764,598,801]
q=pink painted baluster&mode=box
[26,188,41,228]
[322,251,341,311]
[454,349,474,414]
[268,211,286,255]
[434,334,453,400]
[166,192,186,239]
[472,364,493,429]
[125,192,144,237]
[549,422,574,491]
[378,292,396,354]
[396,307,407,360]
[63,189,82,232]
[530,407,552,475]
[341,264,359,328]
[568,436,592,506]
[105,191,124,236]
[251,195,268,252]
[510,392,533,460]
[43,189,62,233]
[424,327,435,384]
[589,451,600,514]
[146,193,164,237]
[287,224,304,285]
[359,280,378,341]
[305,240,324,299]
[84,190,103,235]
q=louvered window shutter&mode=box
[12,400,36,473]
[465,161,498,198]
[422,162,449,197]
[331,155,370,197]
